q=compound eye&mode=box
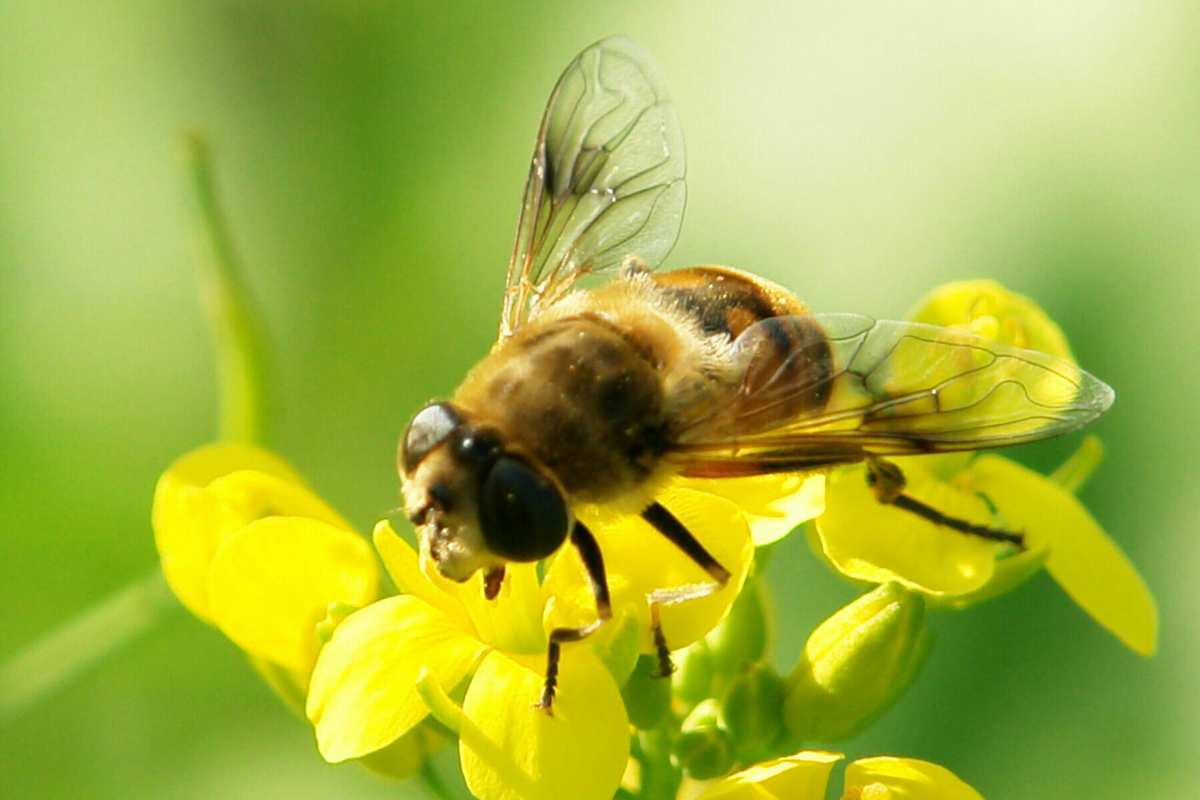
[479,456,569,563]
[401,402,461,474]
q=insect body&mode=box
[399,38,1113,710]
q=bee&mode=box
[399,37,1113,711]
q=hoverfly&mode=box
[399,37,1113,711]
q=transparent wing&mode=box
[671,313,1115,476]
[500,37,686,339]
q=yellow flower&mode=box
[695,751,983,800]
[680,473,826,547]
[308,483,758,800]
[152,443,379,681]
[906,278,1074,359]
[308,522,628,800]
[812,281,1157,655]
[152,444,439,777]
[842,757,985,800]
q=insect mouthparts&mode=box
[407,501,432,525]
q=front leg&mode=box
[538,520,612,714]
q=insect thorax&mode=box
[453,309,672,503]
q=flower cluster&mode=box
[152,280,1156,799]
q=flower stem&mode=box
[419,760,459,800]
[1,136,271,721]
[1049,435,1104,494]
[182,131,269,444]
[0,570,176,723]
[637,726,683,800]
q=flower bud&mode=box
[720,662,785,758]
[783,583,929,742]
[622,655,672,730]
[906,279,1073,360]
[672,639,716,706]
[675,699,735,780]
[706,577,771,676]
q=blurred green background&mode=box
[2,2,1196,797]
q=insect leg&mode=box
[640,502,732,677]
[538,520,612,714]
[482,566,505,600]
[865,457,1024,546]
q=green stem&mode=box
[419,760,459,800]
[1049,435,1104,494]
[637,726,683,800]
[1,135,271,721]
[0,571,176,723]
[182,132,268,443]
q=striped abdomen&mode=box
[653,266,835,435]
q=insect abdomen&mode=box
[655,266,835,435]
[651,265,808,339]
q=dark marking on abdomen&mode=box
[654,267,835,433]
[730,314,835,433]
[652,266,806,340]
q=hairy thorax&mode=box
[453,309,674,503]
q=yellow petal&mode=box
[162,442,301,486]
[680,473,826,546]
[206,470,351,531]
[698,751,843,800]
[152,477,239,620]
[815,464,998,596]
[540,557,646,680]
[207,516,378,672]
[306,595,488,762]
[152,443,304,619]
[459,650,629,800]
[906,279,1073,360]
[357,725,445,780]
[452,563,547,656]
[372,520,545,655]
[967,456,1158,655]
[373,521,473,631]
[844,757,984,800]
[932,545,1049,609]
[558,487,754,652]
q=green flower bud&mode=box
[720,661,785,758]
[783,582,929,742]
[674,699,735,780]
[672,639,716,706]
[622,655,672,730]
[706,577,771,676]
